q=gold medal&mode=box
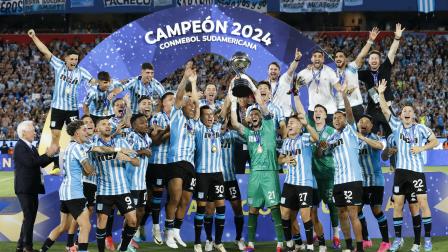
[257,145,263,153]
[211,145,217,153]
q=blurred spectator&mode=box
[0,141,8,154]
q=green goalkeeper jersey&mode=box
[310,120,336,179]
[242,118,278,171]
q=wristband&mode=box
[394,36,401,40]
[294,58,300,62]
[114,147,122,152]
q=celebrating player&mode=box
[199,83,224,112]
[378,79,438,252]
[27,29,96,175]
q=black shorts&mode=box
[312,188,321,207]
[333,181,363,207]
[83,182,97,207]
[131,190,147,208]
[96,193,135,215]
[281,184,313,210]
[362,186,384,206]
[147,164,167,189]
[166,161,196,192]
[194,173,225,202]
[50,108,79,130]
[391,188,418,204]
[393,169,427,196]
[90,114,112,125]
[60,198,87,220]
[224,180,241,201]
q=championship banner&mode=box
[0,0,23,15]
[103,0,152,8]
[23,0,65,13]
[280,0,343,13]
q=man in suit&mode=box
[14,120,59,252]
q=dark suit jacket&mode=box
[13,139,53,195]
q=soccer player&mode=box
[265,49,302,117]
[137,96,153,120]
[356,114,390,251]
[92,118,140,252]
[110,97,132,139]
[27,29,96,175]
[378,80,438,252]
[278,110,318,252]
[320,85,364,252]
[334,27,380,122]
[192,105,227,252]
[164,64,199,249]
[358,23,405,136]
[109,63,165,115]
[246,81,286,138]
[310,176,327,252]
[297,50,340,124]
[308,104,341,248]
[83,71,123,122]
[199,83,224,112]
[40,120,94,252]
[126,114,152,248]
[230,88,284,252]
[145,91,175,244]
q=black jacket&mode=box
[13,139,52,194]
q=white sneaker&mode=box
[410,244,421,252]
[173,228,187,247]
[342,250,351,252]
[205,240,214,252]
[306,244,314,251]
[214,243,227,252]
[318,245,327,252]
[152,224,163,245]
[235,238,246,251]
[194,244,203,252]
[295,244,306,251]
[165,229,178,249]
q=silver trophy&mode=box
[230,52,252,97]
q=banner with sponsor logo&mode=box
[344,0,362,6]
[0,0,23,15]
[153,0,171,7]
[280,0,343,13]
[70,0,93,7]
[176,0,266,12]
[103,0,152,8]
[23,0,65,13]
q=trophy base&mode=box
[232,79,253,97]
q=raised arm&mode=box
[387,23,405,64]
[188,70,200,120]
[230,94,245,135]
[27,29,53,61]
[377,79,391,121]
[286,48,302,77]
[355,27,380,68]
[174,64,194,109]
[253,90,270,118]
[292,94,306,116]
[298,114,319,142]
[338,84,355,124]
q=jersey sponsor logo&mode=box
[284,149,302,155]
[330,138,344,147]
[399,133,418,144]
[359,148,368,155]
[95,153,118,162]
[204,131,220,139]
[60,74,79,85]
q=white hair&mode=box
[17,120,34,139]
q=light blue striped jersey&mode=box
[123,76,165,114]
[167,107,198,165]
[221,130,241,182]
[358,133,384,187]
[327,123,363,185]
[195,122,223,173]
[84,81,122,117]
[199,99,224,112]
[149,111,170,164]
[60,141,89,200]
[280,133,313,187]
[109,116,131,138]
[49,56,92,111]
[389,116,432,173]
[82,135,97,185]
[246,101,285,128]
[92,136,134,195]
[126,130,152,190]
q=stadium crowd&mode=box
[0,32,447,140]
